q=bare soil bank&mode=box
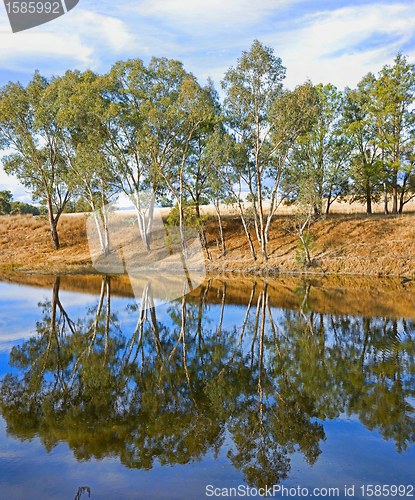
[0,210,414,277]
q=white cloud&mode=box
[117,1,415,93]
[0,8,135,73]
[0,170,30,202]
[61,9,136,54]
[0,1,413,94]
[263,3,415,89]
[0,15,92,70]
[133,0,305,33]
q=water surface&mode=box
[0,273,415,499]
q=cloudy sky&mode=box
[0,0,414,202]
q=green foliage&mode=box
[284,83,351,214]
[0,190,41,215]
[9,201,41,215]
[2,44,415,260]
[221,40,287,261]
[158,195,173,208]
[294,233,314,268]
[371,53,415,212]
[2,277,415,484]
[0,190,12,214]
[167,201,208,230]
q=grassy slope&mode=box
[0,209,414,277]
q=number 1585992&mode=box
[5,2,61,14]
[360,485,414,496]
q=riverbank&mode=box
[0,210,414,277]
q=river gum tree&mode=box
[371,53,415,213]
[222,40,286,263]
[0,72,70,250]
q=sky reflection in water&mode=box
[0,274,414,499]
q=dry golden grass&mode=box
[204,210,415,277]
[198,198,415,216]
[0,213,91,273]
[1,207,415,277]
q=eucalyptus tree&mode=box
[343,74,383,214]
[100,59,158,250]
[205,148,230,256]
[286,83,351,214]
[206,126,258,261]
[47,64,154,254]
[0,72,70,249]
[76,57,218,255]
[182,79,221,216]
[42,69,119,255]
[139,58,217,256]
[265,80,320,241]
[53,58,217,258]
[371,53,415,213]
[221,39,286,262]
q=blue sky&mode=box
[1,0,415,202]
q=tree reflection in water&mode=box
[1,276,415,489]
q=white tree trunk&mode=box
[94,212,108,256]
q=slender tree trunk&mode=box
[136,208,150,252]
[398,172,409,214]
[392,169,398,214]
[214,202,226,255]
[102,206,110,253]
[383,181,389,214]
[366,178,372,214]
[195,196,201,219]
[255,120,267,262]
[264,187,277,244]
[256,184,267,262]
[50,220,59,250]
[179,202,188,258]
[94,212,108,256]
[198,225,211,261]
[178,132,192,260]
[100,180,111,253]
[399,193,404,214]
[47,196,59,250]
[145,191,156,246]
[254,212,261,246]
[325,189,332,215]
[250,196,262,245]
[237,200,256,262]
[366,193,372,214]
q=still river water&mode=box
[0,273,415,499]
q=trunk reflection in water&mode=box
[0,275,415,497]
